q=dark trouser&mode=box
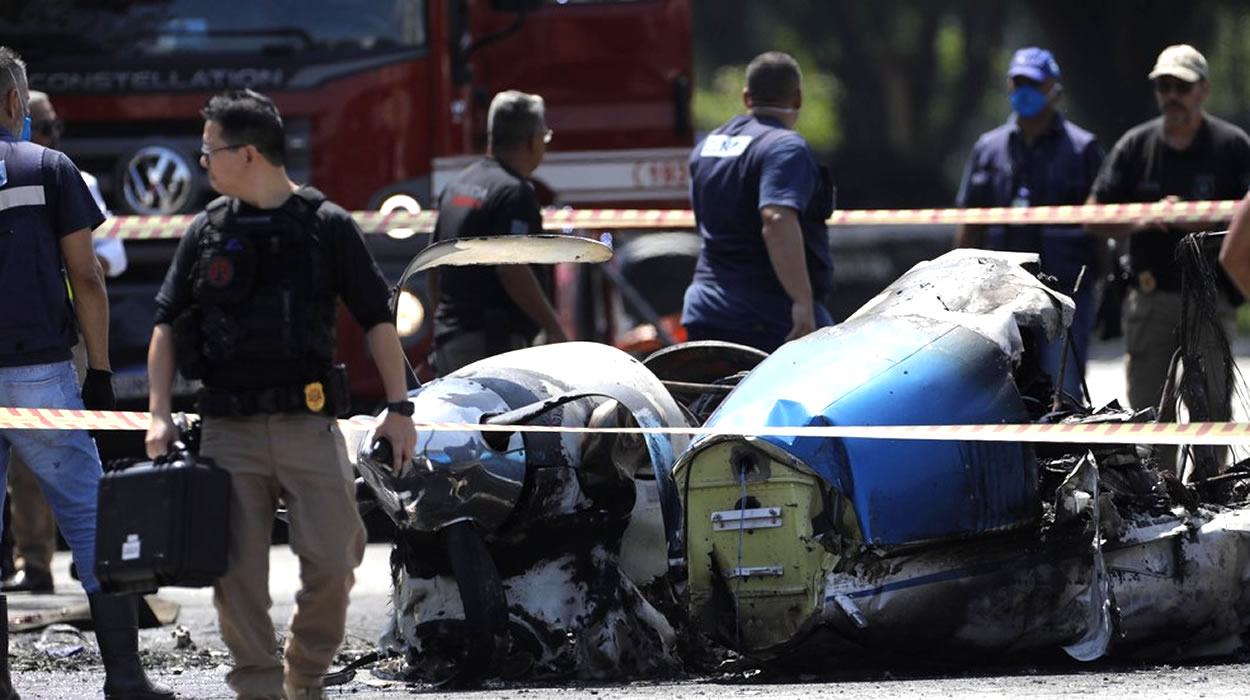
[1123,287,1235,478]
[433,330,530,377]
[684,301,833,354]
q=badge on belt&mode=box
[1137,270,1157,294]
[304,381,326,412]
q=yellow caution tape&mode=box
[92,199,1242,240]
[4,407,1250,447]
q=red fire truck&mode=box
[3,0,693,414]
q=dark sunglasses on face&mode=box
[1154,78,1194,95]
[33,119,64,137]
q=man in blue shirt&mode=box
[3,89,129,596]
[682,51,835,353]
[0,46,173,700]
[955,47,1105,402]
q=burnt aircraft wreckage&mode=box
[678,245,1250,668]
[351,341,692,683]
[344,234,1250,683]
[345,235,693,684]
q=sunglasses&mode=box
[32,119,64,138]
[1154,78,1195,96]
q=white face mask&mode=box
[752,104,800,120]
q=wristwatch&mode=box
[386,400,415,417]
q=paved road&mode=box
[9,338,1250,698]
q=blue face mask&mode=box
[19,115,30,140]
[1009,85,1051,119]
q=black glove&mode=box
[81,369,116,411]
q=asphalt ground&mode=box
[7,338,1250,698]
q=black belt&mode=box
[198,385,313,417]
[198,366,349,418]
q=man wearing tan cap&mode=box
[1088,44,1250,479]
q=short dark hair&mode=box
[746,51,802,106]
[201,89,286,167]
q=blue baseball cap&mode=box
[1007,47,1061,82]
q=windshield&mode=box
[0,0,426,55]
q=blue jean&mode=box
[0,360,102,592]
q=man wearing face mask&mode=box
[2,89,129,596]
[0,46,172,699]
[682,51,836,353]
[955,47,1105,402]
[1088,44,1250,478]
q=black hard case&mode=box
[94,454,231,594]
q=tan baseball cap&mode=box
[1148,44,1208,82]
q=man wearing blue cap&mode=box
[955,47,1106,402]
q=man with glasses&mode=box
[145,88,415,700]
[0,46,173,700]
[427,89,566,375]
[1088,44,1250,477]
[955,47,1105,403]
[2,90,128,596]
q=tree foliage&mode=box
[692,0,1250,209]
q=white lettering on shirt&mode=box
[700,134,753,158]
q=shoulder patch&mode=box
[700,134,753,158]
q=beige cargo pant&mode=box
[1123,287,1235,478]
[6,455,57,573]
[201,414,366,700]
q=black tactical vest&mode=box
[176,187,338,388]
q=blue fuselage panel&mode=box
[702,315,1039,544]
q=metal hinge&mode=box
[728,565,784,578]
[711,507,782,531]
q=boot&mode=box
[0,594,20,700]
[87,593,175,700]
[0,568,53,594]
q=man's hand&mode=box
[81,369,115,411]
[375,411,417,475]
[785,299,817,343]
[145,412,176,459]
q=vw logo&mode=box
[122,145,194,215]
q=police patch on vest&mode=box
[0,160,7,187]
[206,256,235,287]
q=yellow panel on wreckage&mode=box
[677,436,858,655]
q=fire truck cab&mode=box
[1,0,694,420]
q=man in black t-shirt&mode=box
[428,90,567,375]
[1089,44,1250,477]
[146,89,415,700]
